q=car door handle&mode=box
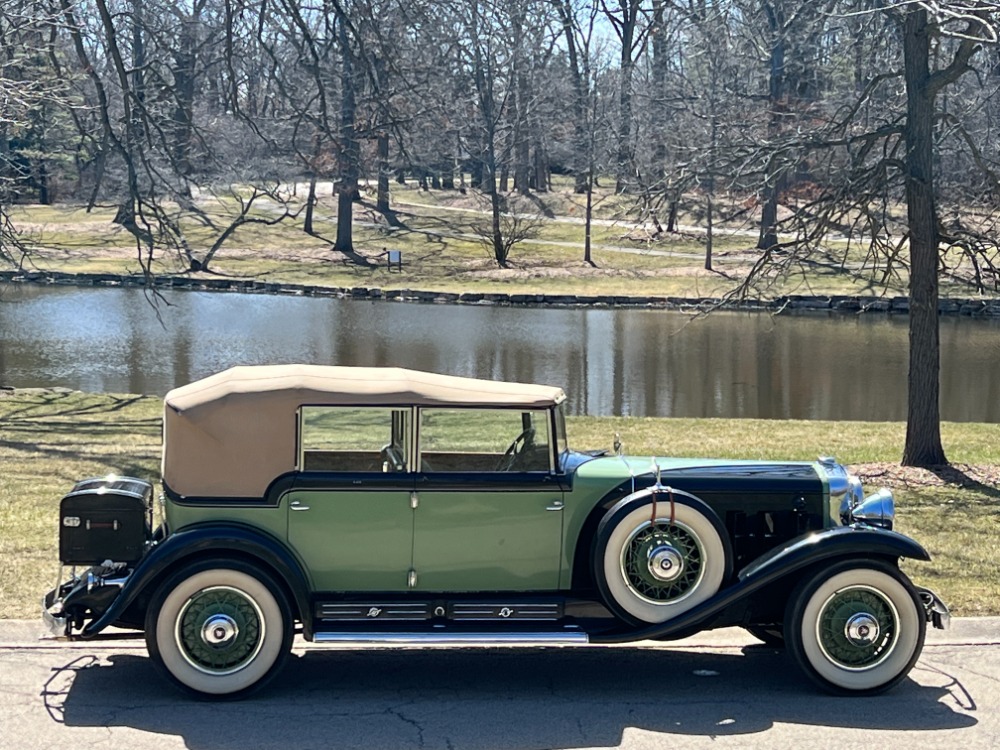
[290,500,310,511]
[546,501,564,512]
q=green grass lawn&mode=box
[2,390,997,619]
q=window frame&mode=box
[296,404,416,473]
[414,405,558,474]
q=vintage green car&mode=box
[44,365,948,698]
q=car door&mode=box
[410,407,564,591]
[286,405,415,592]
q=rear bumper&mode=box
[42,567,131,638]
[42,597,69,638]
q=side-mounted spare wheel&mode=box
[145,559,293,699]
[784,560,925,695]
[594,492,730,625]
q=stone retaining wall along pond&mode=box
[2,269,1000,317]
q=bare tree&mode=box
[726,0,1000,467]
[1,1,71,264]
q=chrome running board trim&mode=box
[310,631,589,646]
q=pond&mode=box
[1,283,998,422]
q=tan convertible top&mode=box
[162,365,565,498]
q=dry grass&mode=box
[7,184,945,300]
[0,390,161,619]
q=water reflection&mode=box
[1,284,998,422]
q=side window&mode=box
[300,407,410,473]
[419,408,551,473]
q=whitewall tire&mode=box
[594,496,728,624]
[145,561,292,699]
[785,561,925,695]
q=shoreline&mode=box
[4,269,1000,317]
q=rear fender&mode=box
[80,524,312,639]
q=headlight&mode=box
[841,483,895,530]
[849,488,895,530]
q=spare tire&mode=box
[593,491,730,625]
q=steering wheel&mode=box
[496,428,535,471]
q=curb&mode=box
[4,271,1000,317]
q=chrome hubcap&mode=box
[201,614,239,646]
[816,584,899,670]
[844,612,880,646]
[621,521,704,604]
[647,545,685,582]
[176,585,265,675]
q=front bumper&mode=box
[918,586,951,630]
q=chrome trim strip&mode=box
[310,632,589,646]
[317,603,432,621]
[449,603,561,621]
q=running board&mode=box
[310,631,590,646]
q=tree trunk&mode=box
[533,142,548,192]
[901,9,946,467]
[584,164,594,266]
[513,86,530,194]
[469,156,483,189]
[334,16,358,254]
[129,0,145,147]
[171,9,198,178]
[650,0,668,186]
[757,3,785,251]
[705,192,713,271]
[615,48,634,193]
[376,131,390,213]
[304,174,317,234]
[555,0,589,194]
[441,162,455,190]
[490,180,505,266]
[666,196,678,233]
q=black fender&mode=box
[736,524,929,580]
[80,524,313,639]
[591,525,930,644]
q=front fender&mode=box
[80,524,312,639]
[592,525,929,644]
[737,524,930,581]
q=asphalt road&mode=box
[2,619,997,750]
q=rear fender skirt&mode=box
[79,524,312,639]
[591,525,930,644]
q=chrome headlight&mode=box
[849,488,895,530]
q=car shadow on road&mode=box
[49,645,976,749]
